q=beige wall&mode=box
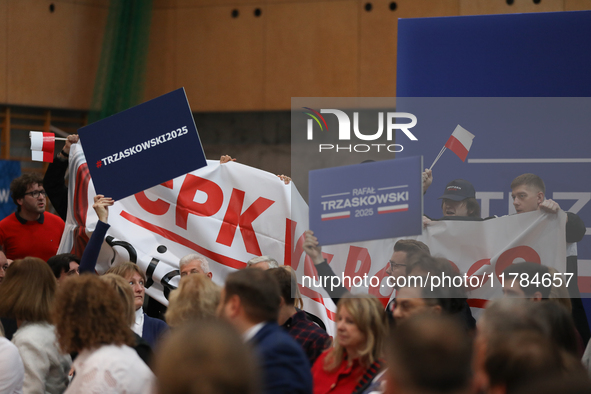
[146,0,591,112]
[0,0,107,110]
[0,0,590,111]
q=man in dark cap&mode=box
[438,179,481,218]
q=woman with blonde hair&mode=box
[312,294,387,394]
[165,273,221,328]
[0,257,71,393]
[53,274,154,393]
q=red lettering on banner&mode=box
[284,219,337,321]
[216,189,274,255]
[447,260,460,274]
[71,162,90,256]
[285,219,296,267]
[368,264,394,307]
[298,284,337,321]
[343,246,371,291]
[120,210,247,270]
[176,175,223,230]
[494,246,541,282]
[135,180,174,215]
[466,258,491,289]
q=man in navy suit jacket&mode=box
[218,268,312,394]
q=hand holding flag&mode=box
[30,131,67,162]
[429,125,475,170]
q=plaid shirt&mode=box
[282,310,331,366]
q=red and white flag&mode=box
[30,131,55,162]
[444,125,475,162]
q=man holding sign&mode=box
[510,172,588,343]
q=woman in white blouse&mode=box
[52,274,154,394]
[0,257,71,394]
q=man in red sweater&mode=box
[0,173,64,261]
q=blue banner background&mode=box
[396,11,591,306]
[0,161,20,220]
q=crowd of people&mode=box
[0,137,590,394]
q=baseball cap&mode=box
[438,179,475,201]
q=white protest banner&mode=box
[58,144,338,335]
[415,212,567,313]
[59,144,568,336]
[297,210,567,321]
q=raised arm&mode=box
[79,195,114,274]
[43,134,79,220]
[422,168,433,194]
[303,230,349,304]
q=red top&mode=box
[0,212,65,261]
[312,349,364,394]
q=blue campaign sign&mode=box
[0,161,20,220]
[309,156,423,246]
[78,88,207,201]
[395,11,591,281]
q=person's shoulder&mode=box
[0,336,20,357]
[81,345,153,378]
[258,322,301,347]
[0,212,17,225]
[91,344,142,362]
[257,322,312,371]
[13,322,56,346]
[0,213,14,235]
[44,211,65,224]
[144,314,167,325]
[293,312,329,335]
[311,348,333,371]
[144,314,169,330]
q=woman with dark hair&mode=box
[53,274,154,393]
[312,294,387,394]
[0,257,71,393]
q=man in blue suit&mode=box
[217,268,313,394]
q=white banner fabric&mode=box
[59,144,567,336]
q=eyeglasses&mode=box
[389,260,406,269]
[24,190,46,198]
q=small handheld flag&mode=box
[30,131,67,162]
[429,125,475,170]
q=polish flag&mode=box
[30,131,55,162]
[444,125,474,162]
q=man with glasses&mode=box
[0,173,64,261]
[303,231,430,315]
